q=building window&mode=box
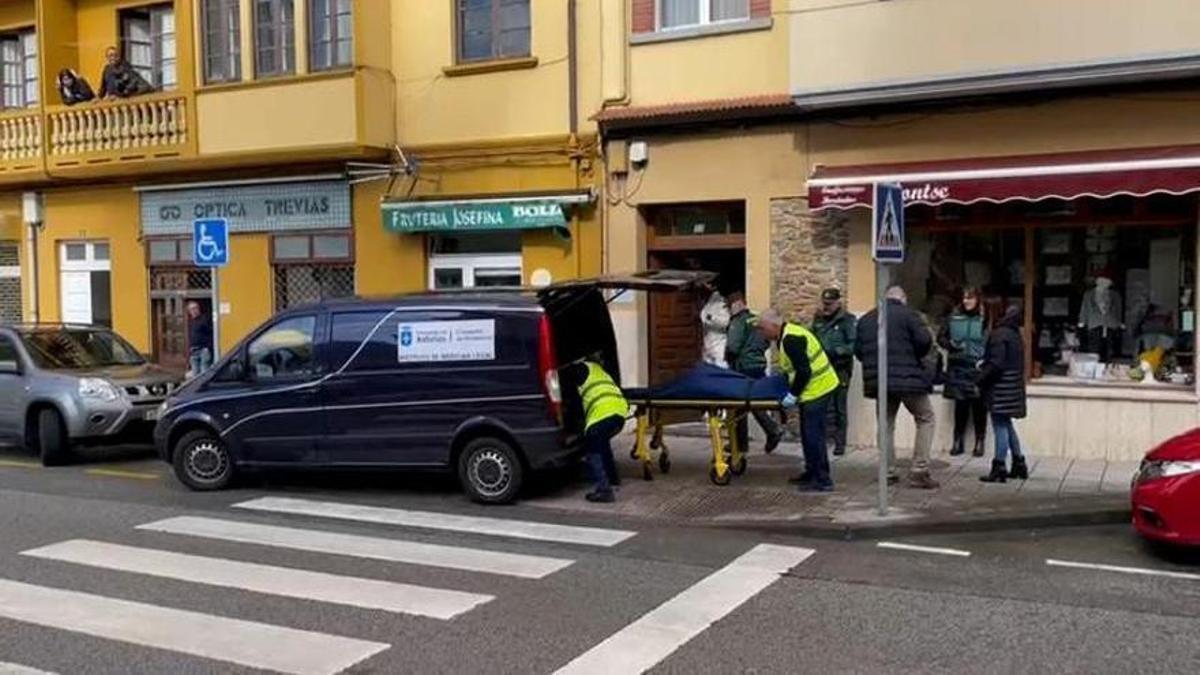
[309,0,352,71]
[429,233,522,289]
[659,0,749,30]
[897,195,1198,389]
[457,0,531,63]
[271,232,354,310]
[58,241,113,328]
[202,0,242,83]
[0,29,37,109]
[255,0,295,77]
[121,4,176,90]
[0,242,21,324]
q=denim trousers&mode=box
[188,348,212,376]
[991,413,1024,462]
[584,415,624,493]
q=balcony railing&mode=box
[0,109,42,164]
[48,93,189,158]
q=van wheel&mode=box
[458,437,523,505]
[173,430,235,491]
[35,408,75,467]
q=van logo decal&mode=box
[399,326,414,347]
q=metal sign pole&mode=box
[876,264,890,516]
[211,268,221,360]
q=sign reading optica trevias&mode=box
[397,320,496,363]
[383,200,568,232]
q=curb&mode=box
[679,507,1133,541]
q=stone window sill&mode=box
[631,17,773,46]
[442,56,539,78]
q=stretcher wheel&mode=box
[642,464,654,481]
[709,465,731,486]
[630,446,639,460]
[658,453,671,474]
[650,438,661,451]
[730,456,747,477]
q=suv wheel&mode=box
[458,437,523,504]
[173,430,235,491]
[34,408,75,467]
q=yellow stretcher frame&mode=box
[625,397,783,486]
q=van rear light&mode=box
[537,314,561,422]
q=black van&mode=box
[153,272,709,504]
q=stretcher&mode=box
[623,395,784,485]
[621,363,789,486]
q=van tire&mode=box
[458,436,523,505]
[173,430,235,491]
[35,409,74,467]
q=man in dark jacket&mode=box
[187,301,213,377]
[978,305,1029,483]
[854,285,939,489]
[811,288,856,456]
[98,46,153,99]
[724,292,783,454]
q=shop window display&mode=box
[898,195,1197,389]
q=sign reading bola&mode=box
[383,200,568,233]
[397,319,497,363]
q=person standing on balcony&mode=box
[98,46,153,100]
[57,69,95,105]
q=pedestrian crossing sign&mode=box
[872,183,905,263]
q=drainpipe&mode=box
[568,0,579,136]
[21,191,42,324]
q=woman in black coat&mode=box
[978,305,1029,483]
[938,287,987,457]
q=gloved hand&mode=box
[781,393,798,409]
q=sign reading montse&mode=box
[872,182,905,264]
[383,200,568,233]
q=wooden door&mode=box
[152,296,188,370]
[647,253,702,386]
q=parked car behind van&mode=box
[0,324,182,465]
[153,272,708,503]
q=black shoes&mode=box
[979,460,1008,483]
[585,490,615,503]
[787,472,812,485]
[764,432,783,454]
[1009,456,1029,480]
[949,438,965,457]
[832,445,846,456]
[972,437,986,458]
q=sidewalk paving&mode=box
[523,434,1136,538]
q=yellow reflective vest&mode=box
[776,322,840,403]
[581,361,629,430]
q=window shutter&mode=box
[631,0,656,33]
[751,0,771,19]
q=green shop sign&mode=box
[383,199,571,233]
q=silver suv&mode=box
[0,324,183,465]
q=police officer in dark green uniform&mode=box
[725,291,784,454]
[811,288,857,456]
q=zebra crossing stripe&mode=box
[554,544,815,675]
[0,664,58,675]
[0,578,388,675]
[232,496,636,547]
[22,540,493,620]
[137,516,573,579]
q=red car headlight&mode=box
[1137,459,1200,483]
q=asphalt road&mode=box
[0,445,1197,675]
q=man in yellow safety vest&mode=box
[757,308,841,491]
[561,357,630,503]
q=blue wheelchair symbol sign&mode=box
[193,219,229,267]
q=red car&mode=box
[1132,428,1200,546]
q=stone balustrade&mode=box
[48,94,188,157]
[0,110,42,162]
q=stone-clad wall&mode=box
[769,197,849,324]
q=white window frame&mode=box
[0,28,38,109]
[122,3,177,91]
[59,241,112,272]
[428,253,522,290]
[656,0,750,31]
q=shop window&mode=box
[429,232,522,289]
[650,202,745,238]
[0,29,37,109]
[202,0,242,83]
[254,0,296,77]
[309,0,352,71]
[456,0,531,63]
[271,232,354,310]
[897,195,1198,389]
[659,0,748,30]
[121,4,176,90]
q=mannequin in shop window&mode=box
[1078,269,1124,362]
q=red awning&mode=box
[808,144,1200,210]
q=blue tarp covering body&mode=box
[624,363,789,402]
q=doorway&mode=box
[59,241,112,326]
[644,202,746,385]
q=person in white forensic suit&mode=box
[700,285,730,368]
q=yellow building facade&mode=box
[0,0,601,367]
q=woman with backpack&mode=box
[978,305,1030,483]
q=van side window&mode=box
[247,315,318,380]
[330,311,392,371]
